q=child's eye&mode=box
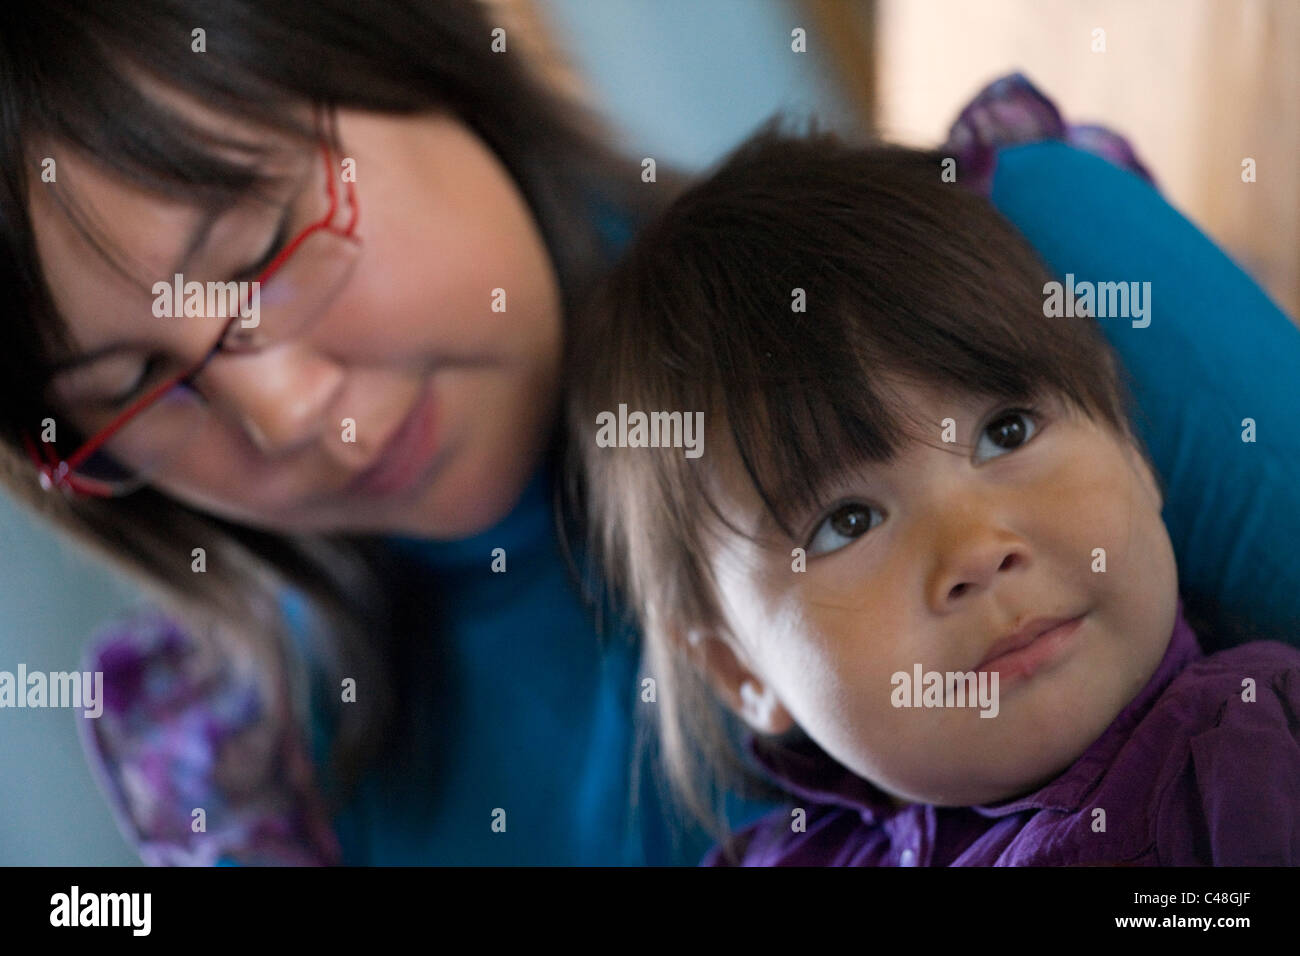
[806,502,884,558]
[973,407,1040,462]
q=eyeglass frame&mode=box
[22,139,360,498]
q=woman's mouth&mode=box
[345,383,441,498]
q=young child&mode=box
[567,122,1300,866]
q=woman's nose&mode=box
[924,505,1029,609]
[195,345,346,456]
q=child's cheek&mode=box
[782,587,909,752]
[1037,442,1154,596]
[1024,436,1177,696]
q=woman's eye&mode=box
[100,357,165,409]
[232,218,291,282]
[806,502,883,558]
[974,407,1039,461]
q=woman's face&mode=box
[29,99,563,537]
[700,383,1178,806]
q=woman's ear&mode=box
[681,625,795,736]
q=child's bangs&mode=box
[705,363,919,544]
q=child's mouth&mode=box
[975,613,1087,690]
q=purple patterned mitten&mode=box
[944,72,1155,196]
[77,610,340,866]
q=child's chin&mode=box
[883,739,1096,807]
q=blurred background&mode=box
[2,0,1296,864]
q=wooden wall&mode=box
[871,0,1300,323]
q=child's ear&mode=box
[682,626,795,736]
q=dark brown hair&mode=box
[567,115,1157,844]
[0,0,688,809]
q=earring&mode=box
[739,679,777,728]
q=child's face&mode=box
[700,381,1178,806]
[30,95,561,538]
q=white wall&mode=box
[0,500,142,864]
[540,0,853,170]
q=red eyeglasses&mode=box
[24,141,361,497]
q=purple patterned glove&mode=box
[943,71,1155,195]
[77,610,340,866]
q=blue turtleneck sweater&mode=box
[315,460,769,864]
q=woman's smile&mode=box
[345,379,442,499]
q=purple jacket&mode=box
[704,599,1300,866]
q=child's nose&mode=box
[925,518,1029,609]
